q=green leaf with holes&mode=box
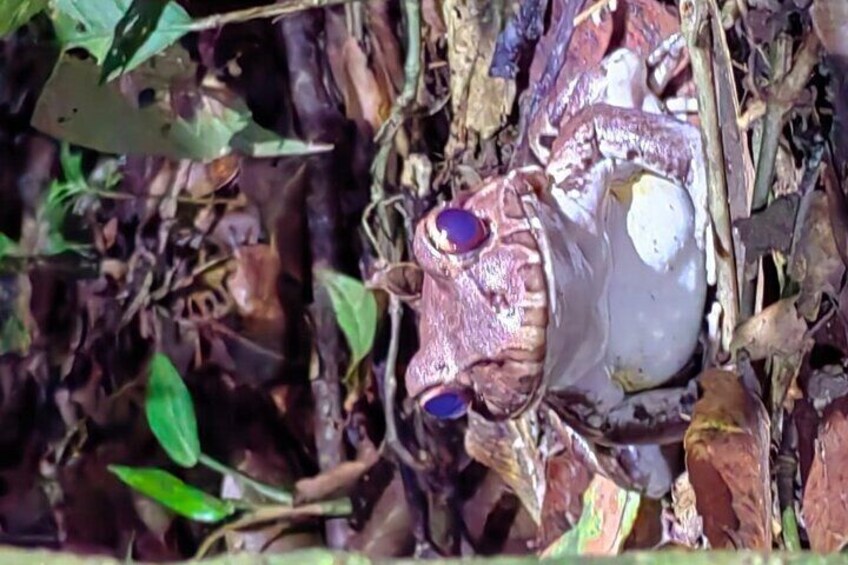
[49,0,192,78]
[109,466,235,523]
[100,0,194,82]
[145,353,201,468]
[316,269,378,380]
[0,0,48,37]
[31,46,329,160]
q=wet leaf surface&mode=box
[683,370,772,550]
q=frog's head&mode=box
[405,168,552,421]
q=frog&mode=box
[404,22,709,495]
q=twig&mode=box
[199,454,294,506]
[381,294,424,470]
[363,0,423,469]
[739,34,821,319]
[194,498,352,559]
[680,0,740,354]
[367,0,420,208]
[279,12,352,549]
[751,34,822,212]
[187,0,362,31]
[573,0,616,26]
[776,412,800,550]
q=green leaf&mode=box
[230,122,334,158]
[109,465,235,523]
[0,233,19,260]
[50,0,132,63]
[50,0,192,77]
[145,353,200,467]
[32,47,316,161]
[100,0,193,82]
[542,478,641,557]
[316,269,377,378]
[0,0,48,37]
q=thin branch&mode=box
[381,294,424,470]
[187,0,362,31]
[680,0,740,354]
[751,34,822,212]
[194,498,352,559]
[199,454,294,506]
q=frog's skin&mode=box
[405,38,708,465]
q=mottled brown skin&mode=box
[406,0,708,496]
[406,169,551,418]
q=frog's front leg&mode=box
[546,103,708,249]
[543,103,707,452]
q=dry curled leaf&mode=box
[683,369,771,550]
[365,261,423,302]
[730,296,811,360]
[185,154,240,198]
[802,397,848,552]
[227,244,284,324]
[789,191,846,320]
[465,409,545,524]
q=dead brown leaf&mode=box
[802,397,848,552]
[683,369,772,549]
[325,12,391,132]
[185,154,240,198]
[442,0,516,142]
[731,296,811,360]
[227,243,285,323]
[347,473,414,557]
[789,190,846,320]
[464,409,545,525]
[538,430,594,548]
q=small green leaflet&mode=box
[0,0,48,37]
[109,466,235,523]
[145,353,201,467]
[317,269,378,380]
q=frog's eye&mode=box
[432,208,489,254]
[421,387,471,420]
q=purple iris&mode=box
[422,390,470,420]
[434,208,488,253]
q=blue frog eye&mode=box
[433,208,488,253]
[422,389,470,420]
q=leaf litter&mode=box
[0,0,845,562]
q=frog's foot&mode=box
[646,33,686,95]
[602,382,698,445]
[546,380,697,448]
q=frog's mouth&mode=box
[519,174,614,399]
